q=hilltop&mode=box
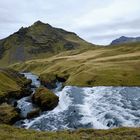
[0,21,93,66]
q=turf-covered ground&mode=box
[0,125,140,140]
[12,42,140,86]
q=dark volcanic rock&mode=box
[27,108,40,119]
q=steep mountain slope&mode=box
[0,21,93,66]
[111,36,140,45]
[12,42,140,86]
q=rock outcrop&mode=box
[0,68,32,104]
[0,103,20,124]
[27,108,40,119]
[32,87,59,111]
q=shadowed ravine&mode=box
[15,73,140,131]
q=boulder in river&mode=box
[32,87,59,111]
[39,74,57,89]
[39,73,67,89]
[27,108,40,119]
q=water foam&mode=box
[17,73,40,118]
[21,86,140,130]
[79,87,140,129]
[23,86,73,130]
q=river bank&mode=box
[0,124,140,140]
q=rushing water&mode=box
[16,73,140,131]
[17,73,40,118]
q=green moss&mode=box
[33,87,59,111]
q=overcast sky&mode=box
[0,0,140,45]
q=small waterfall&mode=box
[23,72,40,88]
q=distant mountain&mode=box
[111,36,140,45]
[0,21,93,65]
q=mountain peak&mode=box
[34,20,45,25]
[119,36,127,39]
[111,36,140,45]
[0,21,91,64]
[33,20,52,27]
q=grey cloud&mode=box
[76,18,140,45]
[79,18,140,34]
[0,0,140,45]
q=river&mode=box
[15,73,140,131]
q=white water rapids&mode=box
[16,73,140,131]
[16,73,40,118]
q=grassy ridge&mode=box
[0,125,140,140]
[12,42,140,86]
